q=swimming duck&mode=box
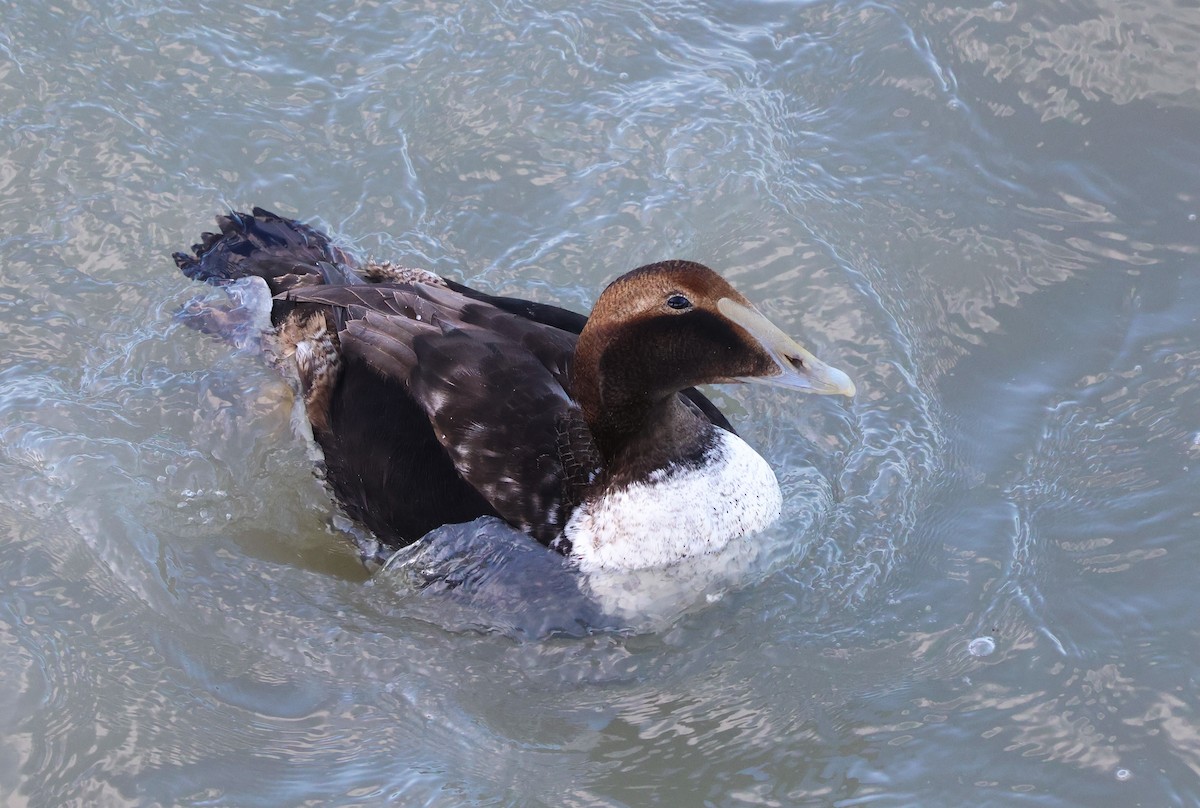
[173,208,855,571]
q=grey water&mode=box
[2,0,1199,805]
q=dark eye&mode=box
[666,294,692,310]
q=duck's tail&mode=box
[171,208,362,355]
[172,207,363,300]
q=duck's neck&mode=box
[571,327,710,471]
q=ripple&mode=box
[1,0,1199,804]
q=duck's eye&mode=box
[666,294,692,310]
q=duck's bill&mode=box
[716,297,856,397]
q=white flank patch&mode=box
[565,429,782,573]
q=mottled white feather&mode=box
[565,429,782,572]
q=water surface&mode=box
[2,0,1199,805]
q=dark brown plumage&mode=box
[173,208,855,569]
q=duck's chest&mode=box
[564,430,782,572]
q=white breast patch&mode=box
[565,430,783,572]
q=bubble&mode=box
[968,636,996,657]
[1115,768,1131,782]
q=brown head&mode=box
[571,260,855,457]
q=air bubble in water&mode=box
[968,636,996,657]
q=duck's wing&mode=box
[445,281,736,434]
[284,283,598,543]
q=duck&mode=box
[173,208,855,572]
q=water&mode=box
[2,0,1199,804]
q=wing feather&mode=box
[284,282,593,540]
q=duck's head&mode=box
[573,260,855,450]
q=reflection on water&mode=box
[2,0,1200,805]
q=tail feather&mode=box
[173,207,448,346]
[172,207,356,298]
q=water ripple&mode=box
[1,0,1199,804]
